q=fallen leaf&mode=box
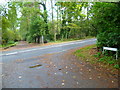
[59,69,62,70]
[98,76,100,79]
[50,62,52,64]
[19,76,22,79]
[112,81,114,83]
[73,76,76,79]
[62,83,65,86]
[88,69,91,72]
[54,65,56,67]
[89,77,92,79]
[46,66,49,68]
[77,82,79,84]
[62,80,65,82]
[66,66,68,69]
[48,73,50,76]
[86,59,89,61]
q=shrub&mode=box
[8,41,15,44]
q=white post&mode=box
[103,47,118,60]
[41,35,44,44]
[102,47,104,54]
[116,51,118,60]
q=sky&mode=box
[0,0,8,5]
[0,0,58,20]
[0,0,88,22]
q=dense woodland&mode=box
[1,1,120,54]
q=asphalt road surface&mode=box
[1,38,118,88]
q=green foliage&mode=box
[8,41,15,44]
[2,42,18,48]
[114,64,119,69]
[8,2,17,31]
[94,52,101,58]
[75,44,119,69]
[56,2,94,40]
[97,56,119,69]
[74,44,96,59]
[90,2,120,55]
[93,52,119,69]
[19,2,48,43]
[2,1,96,45]
[27,36,33,43]
[29,14,46,43]
[1,2,21,45]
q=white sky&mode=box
[0,0,59,21]
[0,0,87,21]
[0,0,8,5]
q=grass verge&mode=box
[74,44,120,69]
[0,42,18,49]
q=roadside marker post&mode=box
[103,47,118,60]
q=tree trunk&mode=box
[41,35,44,44]
[38,2,49,34]
[54,33,56,42]
[35,37,36,43]
[37,36,40,43]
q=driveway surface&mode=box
[1,38,118,88]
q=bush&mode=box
[90,2,120,56]
[8,41,15,44]
[27,36,35,43]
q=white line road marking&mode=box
[5,52,18,56]
[1,39,96,56]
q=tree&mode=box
[2,16,10,44]
[90,2,120,54]
[29,14,46,43]
[7,2,17,31]
[56,2,88,40]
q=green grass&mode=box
[0,45,2,48]
[74,44,96,56]
[74,44,120,69]
[0,42,18,49]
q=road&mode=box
[1,38,118,88]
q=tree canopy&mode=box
[1,1,120,55]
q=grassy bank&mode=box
[0,42,18,49]
[74,44,120,69]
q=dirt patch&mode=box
[88,47,118,77]
[71,45,118,88]
[1,41,62,52]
